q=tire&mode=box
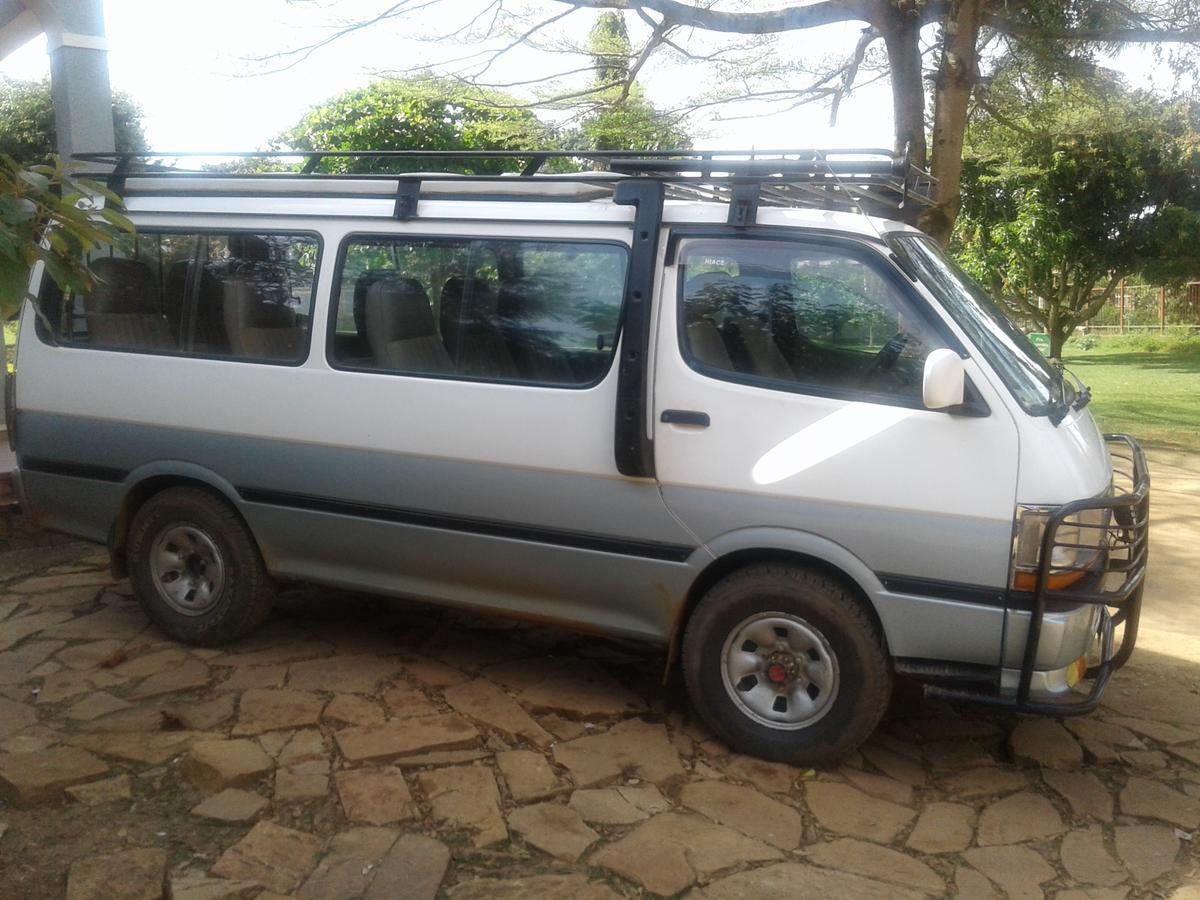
[682,563,891,765]
[126,487,275,645]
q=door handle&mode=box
[661,409,710,427]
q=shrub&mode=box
[1067,332,1200,354]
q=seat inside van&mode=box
[683,271,795,381]
[85,257,178,351]
[222,264,305,361]
[440,276,519,379]
[363,276,454,373]
[683,274,735,371]
[496,279,577,384]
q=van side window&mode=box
[331,236,628,387]
[36,231,319,365]
[679,240,945,405]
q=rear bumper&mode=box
[924,434,1149,715]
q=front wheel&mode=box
[127,487,275,645]
[682,563,891,764]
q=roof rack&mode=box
[72,148,936,223]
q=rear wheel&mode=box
[682,563,891,764]
[127,487,275,645]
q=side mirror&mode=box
[923,349,965,410]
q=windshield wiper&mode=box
[1062,366,1092,410]
[1045,364,1091,422]
[1046,363,1071,425]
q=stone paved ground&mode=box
[0,451,1198,899]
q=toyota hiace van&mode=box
[7,150,1149,762]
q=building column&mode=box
[30,0,115,158]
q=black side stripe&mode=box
[21,458,128,483]
[878,573,1012,609]
[238,487,696,563]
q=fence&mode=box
[1082,324,1200,336]
[1084,281,1200,333]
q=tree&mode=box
[0,156,134,318]
[0,78,147,165]
[565,12,690,151]
[954,79,1200,358]
[278,78,557,174]
[268,1,1200,242]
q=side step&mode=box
[893,658,996,683]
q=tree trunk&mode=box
[1047,306,1064,360]
[922,0,984,245]
[1049,326,1070,360]
[879,9,927,226]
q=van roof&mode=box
[74,149,935,235]
[119,190,913,239]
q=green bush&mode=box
[1164,333,1200,354]
[1067,332,1200,354]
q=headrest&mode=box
[222,276,297,329]
[440,276,466,305]
[443,277,497,328]
[440,276,466,356]
[353,269,397,336]
[229,234,271,262]
[364,277,435,351]
[496,279,545,323]
[684,272,742,318]
[88,257,160,314]
[226,261,292,307]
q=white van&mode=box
[7,150,1149,763]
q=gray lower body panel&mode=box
[661,484,1013,588]
[244,503,693,640]
[15,411,699,640]
[873,591,1005,665]
[18,469,121,544]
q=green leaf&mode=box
[0,253,29,318]
[97,207,135,233]
[16,169,49,192]
[75,179,125,206]
[33,245,83,293]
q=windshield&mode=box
[889,234,1059,417]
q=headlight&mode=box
[1011,505,1110,591]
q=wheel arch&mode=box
[666,529,891,679]
[108,462,247,578]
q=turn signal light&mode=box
[1012,568,1088,592]
[1066,655,1088,688]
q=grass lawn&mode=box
[1065,340,1200,452]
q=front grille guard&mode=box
[927,434,1149,715]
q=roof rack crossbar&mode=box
[728,182,759,226]
[394,178,420,220]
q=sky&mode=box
[0,0,1191,154]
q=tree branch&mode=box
[973,97,1036,136]
[983,12,1200,43]
[249,0,441,69]
[829,27,879,126]
[549,0,892,34]
[462,5,580,78]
